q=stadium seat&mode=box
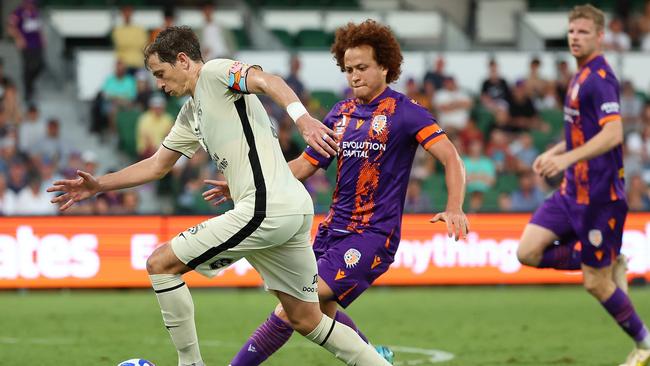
[271,29,295,48]
[232,28,251,48]
[481,189,500,212]
[539,108,564,135]
[311,90,341,110]
[295,29,332,49]
[496,173,519,193]
[472,105,496,136]
[116,108,141,159]
[531,129,554,152]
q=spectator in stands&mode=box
[627,174,650,211]
[463,139,495,212]
[35,118,67,163]
[201,2,235,60]
[0,58,22,126]
[17,104,44,154]
[504,79,539,133]
[535,81,560,110]
[458,118,484,153]
[604,17,631,51]
[278,120,301,161]
[510,132,539,171]
[7,0,45,102]
[555,59,572,101]
[486,129,517,173]
[13,171,56,215]
[284,55,308,104]
[498,192,512,212]
[121,190,140,214]
[405,77,432,111]
[625,122,650,182]
[35,155,61,191]
[423,56,446,90]
[404,178,432,213]
[433,76,473,137]
[134,70,153,111]
[524,57,547,100]
[0,173,17,215]
[6,158,28,194]
[480,59,510,126]
[0,136,19,177]
[112,6,149,73]
[510,170,545,212]
[637,0,650,51]
[100,60,137,133]
[620,80,644,134]
[151,7,175,43]
[136,94,173,159]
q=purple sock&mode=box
[230,312,294,366]
[335,310,369,343]
[538,244,581,270]
[602,287,649,343]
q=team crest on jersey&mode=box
[588,229,603,247]
[344,248,362,268]
[372,115,387,133]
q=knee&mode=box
[582,275,614,300]
[516,245,541,267]
[146,243,178,275]
[283,303,321,335]
[273,304,291,324]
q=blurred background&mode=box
[1,0,650,216]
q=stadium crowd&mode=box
[2,1,650,216]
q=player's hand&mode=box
[202,179,231,206]
[47,170,101,211]
[532,153,549,175]
[430,208,469,241]
[538,154,570,178]
[295,115,339,158]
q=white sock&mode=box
[304,314,390,366]
[150,274,203,366]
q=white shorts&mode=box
[171,211,318,302]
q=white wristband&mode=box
[287,101,308,123]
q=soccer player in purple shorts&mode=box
[204,20,469,365]
[516,5,650,365]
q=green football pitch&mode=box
[1,286,648,365]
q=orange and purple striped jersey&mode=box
[303,87,446,239]
[561,54,625,205]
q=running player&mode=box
[204,20,469,366]
[48,26,392,366]
[516,5,650,365]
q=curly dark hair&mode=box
[330,19,403,84]
[144,26,203,68]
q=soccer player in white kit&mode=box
[48,26,392,366]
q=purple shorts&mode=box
[530,191,628,268]
[313,227,397,308]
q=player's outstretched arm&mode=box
[427,138,469,241]
[48,146,181,211]
[288,155,319,181]
[244,67,339,158]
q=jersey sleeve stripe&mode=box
[422,133,447,149]
[598,114,621,126]
[302,151,320,166]
[415,124,442,143]
[161,143,193,159]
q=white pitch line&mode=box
[1,337,455,365]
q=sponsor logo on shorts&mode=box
[209,258,234,270]
[588,229,603,247]
[188,223,206,235]
[344,248,361,268]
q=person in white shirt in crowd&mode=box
[18,104,45,153]
[14,172,56,215]
[201,3,234,60]
[603,17,631,51]
[433,76,473,137]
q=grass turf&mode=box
[0,286,648,365]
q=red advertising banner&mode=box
[1,214,649,288]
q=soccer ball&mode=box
[117,359,155,366]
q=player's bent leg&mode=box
[517,224,558,267]
[583,264,650,359]
[276,290,392,366]
[147,243,204,366]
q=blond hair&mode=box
[569,4,605,31]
